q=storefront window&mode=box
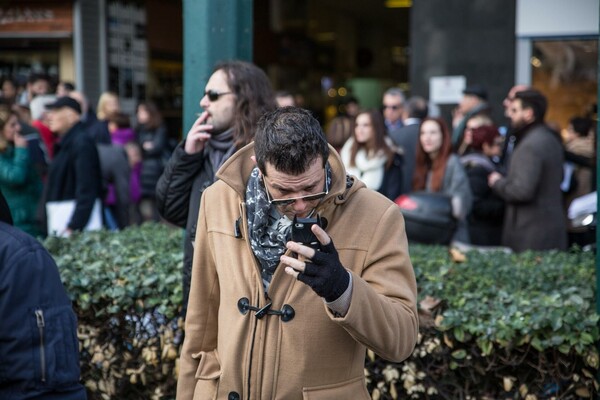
[0,45,59,89]
[531,39,598,130]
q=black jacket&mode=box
[388,122,419,195]
[45,122,103,232]
[461,153,505,246]
[378,152,405,201]
[0,221,86,399]
[155,142,218,311]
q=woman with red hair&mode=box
[412,117,472,242]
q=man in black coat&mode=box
[0,189,86,400]
[156,61,276,315]
[44,96,103,236]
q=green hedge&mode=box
[44,223,598,399]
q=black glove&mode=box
[297,240,350,302]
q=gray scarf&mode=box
[206,128,235,173]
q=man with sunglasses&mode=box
[382,87,406,132]
[156,61,276,316]
[177,107,418,400]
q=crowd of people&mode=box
[330,83,596,251]
[0,60,596,398]
[0,73,172,238]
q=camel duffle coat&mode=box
[177,143,418,400]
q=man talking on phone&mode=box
[177,107,418,400]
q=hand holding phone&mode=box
[291,215,322,250]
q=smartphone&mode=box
[291,215,322,249]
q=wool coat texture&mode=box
[177,143,418,400]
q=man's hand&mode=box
[183,111,213,154]
[488,171,503,187]
[281,224,350,302]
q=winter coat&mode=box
[378,151,405,200]
[0,221,86,400]
[388,122,420,195]
[461,153,504,246]
[176,143,418,400]
[97,144,130,229]
[44,122,103,232]
[0,145,43,237]
[137,124,168,198]
[492,124,567,252]
[155,142,219,309]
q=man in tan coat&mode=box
[177,107,418,399]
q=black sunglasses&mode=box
[383,105,401,110]
[205,90,233,102]
[263,171,329,206]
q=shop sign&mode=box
[0,2,72,35]
[429,76,466,105]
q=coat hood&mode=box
[216,142,365,205]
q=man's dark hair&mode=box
[214,60,277,149]
[109,111,131,129]
[136,100,163,130]
[60,81,75,92]
[406,96,428,120]
[254,107,329,175]
[28,73,50,85]
[515,89,547,123]
[569,116,592,137]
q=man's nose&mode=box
[292,198,308,212]
[199,95,209,109]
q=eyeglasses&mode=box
[204,90,233,102]
[263,171,329,206]
[383,105,401,110]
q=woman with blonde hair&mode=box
[89,91,120,144]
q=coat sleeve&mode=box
[69,138,102,230]
[155,142,205,228]
[445,156,473,219]
[176,193,220,400]
[378,152,404,200]
[468,167,505,220]
[141,124,168,158]
[330,203,419,363]
[113,149,131,228]
[0,147,29,185]
[492,141,542,203]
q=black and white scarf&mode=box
[246,167,293,292]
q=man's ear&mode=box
[250,155,262,176]
[524,107,535,123]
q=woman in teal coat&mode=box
[0,107,43,237]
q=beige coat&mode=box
[177,143,418,400]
